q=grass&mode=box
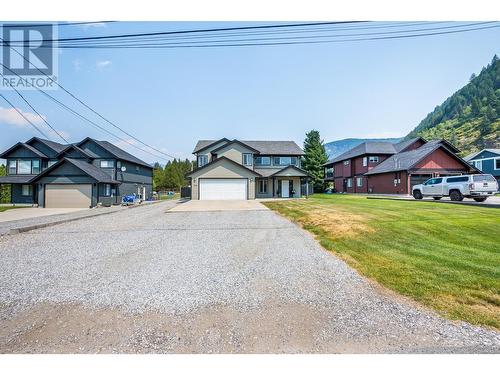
[0,206,27,213]
[263,194,500,329]
[159,192,180,200]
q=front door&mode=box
[281,180,289,198]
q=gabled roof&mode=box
[193,138,230,154]
[31,158,120,184]
[56,144,94,159]
[187,156,261,177]
[77,137,152,168]
[324,141,399,165]
[393,137,425,152]
[0,142,48,159]
[193,139,304,155]
[25,137,68,154]
[268,165,310,177]
[464,148,500,161]
[365,141,473,175]
[210,140,261,154]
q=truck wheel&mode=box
[450,190,464,201]
[413,190,423,200]
[433,197,442,200]
[473,197,487,202]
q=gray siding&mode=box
[29,140,58,158]
[11,184,35,204]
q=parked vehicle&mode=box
[412,174,498,202]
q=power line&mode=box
[2,21,367,43]
[51,21,495,48]
[0,48,177,161]
[51,22,500,49]
[1,21,115,28]
[0,71,69,143]
[0,94,50,139]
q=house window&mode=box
[347,178,352,188]
[47,160,58,168]
[273,157,297,166]
[117,161,121,168]
[243,153,253,166]
[258,179,268,194]
[362,157,367,167]
[21,184,32,196]
[343,160,350,166]
[325,167,334,179]
[255,156,271,166]
[369,156,379,163]
[198,155,208,167]
[100,160,114,168]
[356,177,363,187]
[17,160,31,174]
[136,165,140,172]
[494,158,500,170]
[103,184,111,196]
[8,160,17,174]
[473,160,483,170]
[31,160,40,174]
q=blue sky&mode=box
[0,21,499,164]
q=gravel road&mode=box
[0,200,498,353]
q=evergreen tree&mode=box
[302,130,328,192]
[0,164,11,203]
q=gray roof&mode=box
[0,175,34,184]
[193,139,304,155]
[324,141,399,165]
[254,168,284,177]
[57,144,94,158]
[393,137,423,152]
[90,139,152,168]
[64,158,120,183]
[464,148,500,161]
[364,141,459,175]
[0,142,48,159]
[31,138,67,153]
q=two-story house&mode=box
[465,149,500,189]
[188,138,309,200]
[0,137,153,208]
[323,137,477,195]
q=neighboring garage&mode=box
[31,158,121,208]
[199,178,247,200]
[45,184,92,208]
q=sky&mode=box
[0,21,499,164]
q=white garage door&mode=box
[199,179,247,200]
[45,184,92,208]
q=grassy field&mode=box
[263,194,500,329]
[159,193,180,200]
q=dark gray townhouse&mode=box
[0,137,153,208]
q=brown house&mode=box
[323,138,477,195]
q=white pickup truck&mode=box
[412,174,498,202]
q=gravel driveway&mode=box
[0,200,498,353]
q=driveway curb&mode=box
[6,201,165,235]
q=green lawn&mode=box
[159,192,180,200]
[0,206,26,213]
[263,194,500,329]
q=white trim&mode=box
[495,157,500,171]
[469,156,500,162]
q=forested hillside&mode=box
[407,55,499,156]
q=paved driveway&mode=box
[169,199,268,212]
[0,207,87,223]
[0,200,498,353]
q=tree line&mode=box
[0,164,11,203]
[152,159,194,192]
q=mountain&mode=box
[407,55,500,156]
[324,137,402,159]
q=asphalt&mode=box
[0,200,498,353]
